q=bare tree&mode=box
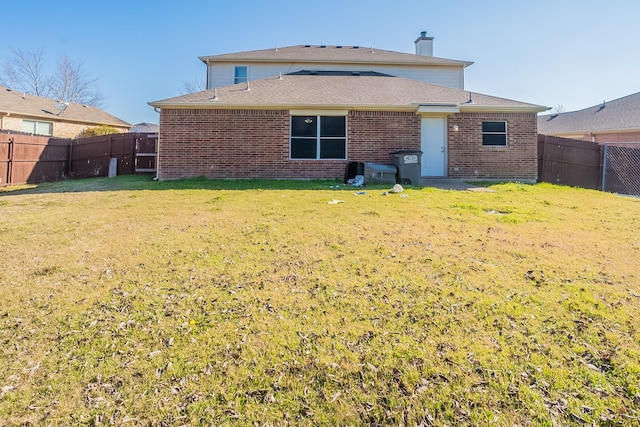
[50,54,105,107]
[1,48,52,97]
[1,48,105,107]
[182,76,206,94]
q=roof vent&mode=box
[465,92,474,104]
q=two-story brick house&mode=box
[149,32,547,181]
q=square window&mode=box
[291,116,317,137]
[290,116,347,160]
[482,121,507,146]
[320,116,346,137]
[320,138,346,159]
[291,138,317,159]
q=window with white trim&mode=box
[23,120,52,136]
[290,116,346,159]
[482,121,507,146]
[234,66,247,84]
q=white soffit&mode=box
[289,109,349,116]
[417,105,460,114]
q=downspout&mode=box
[153,106,161,181]
[205,59,210,90]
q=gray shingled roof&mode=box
[149,74,546,112]
[199,45,472,68]
[538,92,640,134]
[0,86,130,127]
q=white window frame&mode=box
[234,66,248,84]
[481,121,507,146]
[23,119,53,136]
[289,115,347,160]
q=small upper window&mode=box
[234,66,248,84]
[482,121,507,146]
[23,120,52,136]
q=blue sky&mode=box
[2,0,638,125]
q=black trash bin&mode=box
[344,161,365,184]
[393,151,422,186]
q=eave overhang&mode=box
[200,58,474,70]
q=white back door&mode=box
[420,117,447,177]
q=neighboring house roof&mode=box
[149,74,546,113]
[538,91,640,135]
[199,45,473,68]
[130,122,159,133]
[0,86,130,127]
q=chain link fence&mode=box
[602,142,640,197]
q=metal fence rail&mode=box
[602,142,640,197]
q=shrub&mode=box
[77,125,119,138]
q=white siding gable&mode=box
[207,63,464,90]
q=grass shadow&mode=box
[0,175,423,195]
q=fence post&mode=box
[538,134,545,182]
[67,139,74,177]
[108,135,113,177]
[601,143,608,191]
[6,137,14,185]
[131,135,137,174]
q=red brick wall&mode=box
[348,111,421,163]
[157,108,538,180]
[447,112,538,180]
[157,109,420,180]
[593,132,640,144]
[551,132,640,144]
[158,109,291,179]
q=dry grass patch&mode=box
[1,176,639,426]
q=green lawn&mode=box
[1,176,639,426]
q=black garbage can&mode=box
[393,151,422,186]
[344,161,365,184]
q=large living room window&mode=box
[482,121,507,146]
[290,116,346,159]
[22,120,52,136]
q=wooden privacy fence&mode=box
[0,135,70,185]
[0,132,157,185]
[538,134,603,189]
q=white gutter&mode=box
[459,104,550,114]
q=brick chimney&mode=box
[414,31,434,56]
